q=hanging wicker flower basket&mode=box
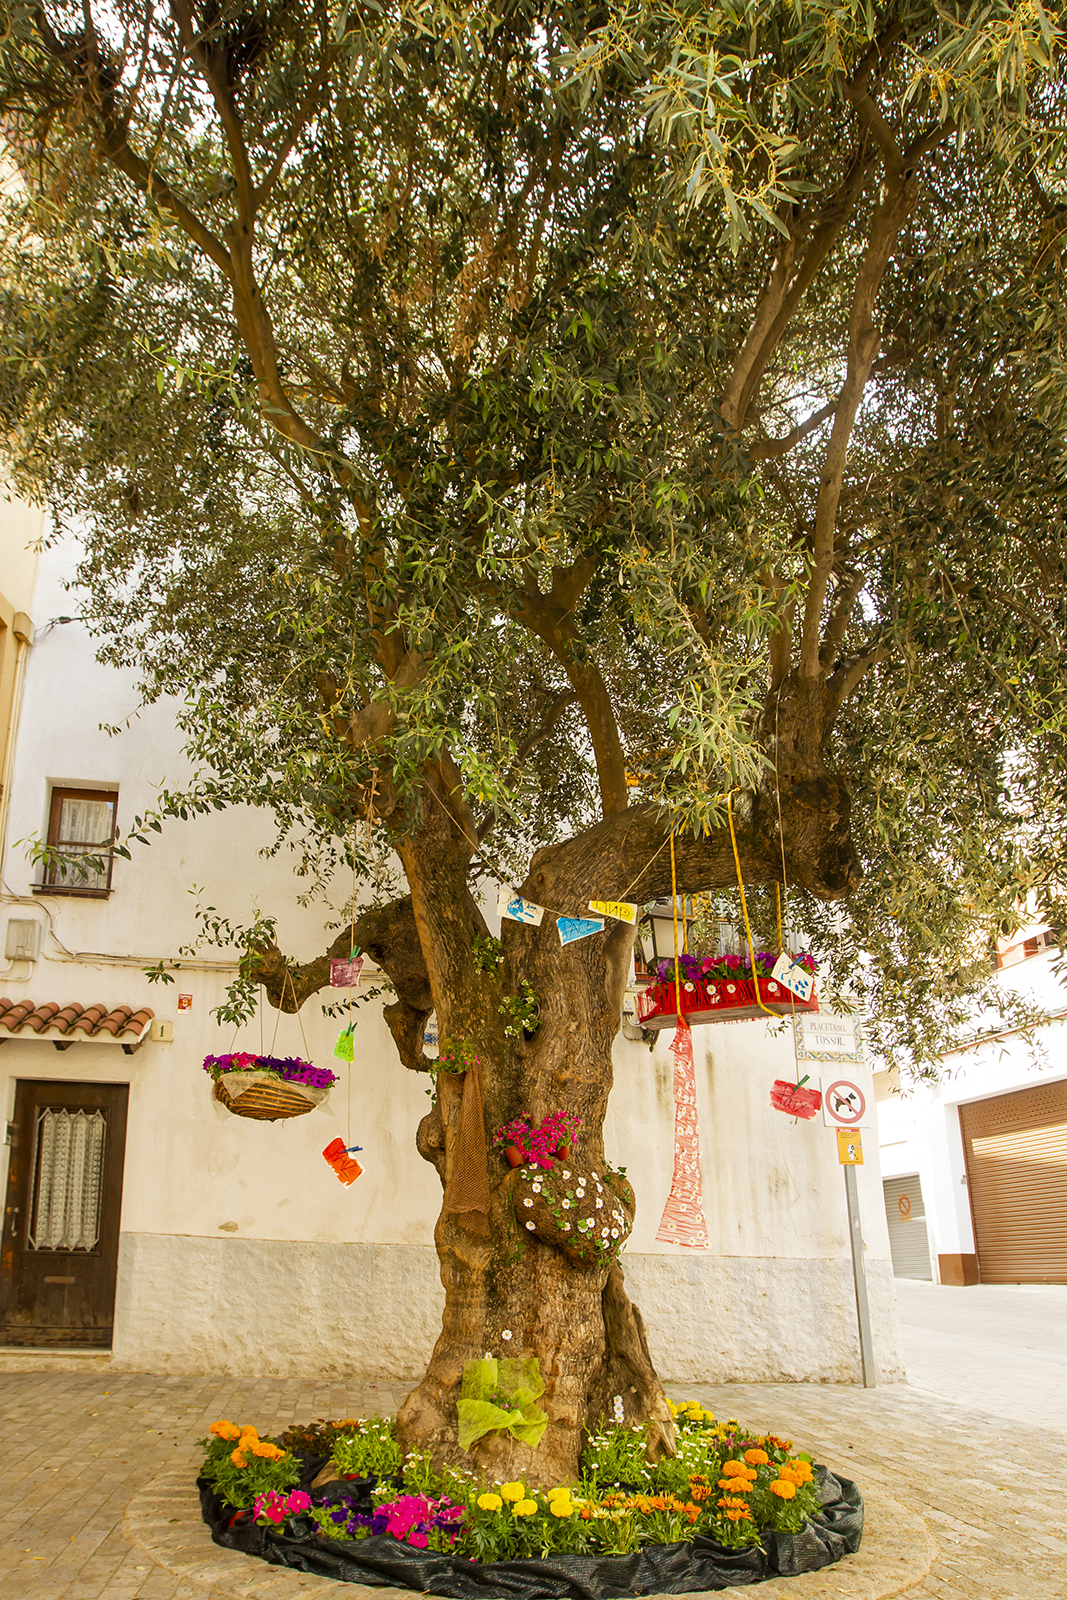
[213,1070,330,1122]
[204,1053,338,1123]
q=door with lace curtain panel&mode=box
[0,1080,128,1345]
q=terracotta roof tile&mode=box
[0,999,154,1039]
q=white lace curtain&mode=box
[50,796,115,889]
[29,1108,107,1252]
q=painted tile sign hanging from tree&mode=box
[655,1024,710,1249]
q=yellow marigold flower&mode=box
[546,1485,572,1500]
[721,1459,748,1477]
[512,1499,538,1517]
[667,1400,680,1414]
[549,1499,575,1518]
[770,1480,797,1500]
[230,1449,248,1468]
[500,1481,526,1502]
[477,1493,503,1511]
[744,1449,769,1466]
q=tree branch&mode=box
[818,568,866,669]
[168,0,255,226]
[797,170,916,679]
[512,557,629,817]
[750,397,839,459]
[253,896,433,1074]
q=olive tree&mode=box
[1,0,1065,1482]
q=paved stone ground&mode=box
[1,1368,1064,1600]
[893,1279,1067,1432]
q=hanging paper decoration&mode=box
[771,951,815,1003]
[769,1079,823,1120]
[655,1024,710,1249]
[333,1023,356,1062]
[498,886,546,926]
[557,915,604,946]
[588,899,638,924]
[331,955,364,987]
[323,1137,363,1185]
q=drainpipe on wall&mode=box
[0,611,33,875]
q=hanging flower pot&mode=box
[204,1053,338,1123]
[637,958,819,1031]
[493,1112,581,1170]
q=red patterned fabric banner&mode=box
[655,1023,711,1249]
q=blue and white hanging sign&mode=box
[557,915,605,946]
[497,886,546,927]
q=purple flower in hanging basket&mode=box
[202,1052,338,1090]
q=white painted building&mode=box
[0,529,904,1383]
[876,930,1066,1286]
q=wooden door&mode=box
[0,1079,128,1346]
[960,1079,1067,1284]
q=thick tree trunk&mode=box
[396,911,674,1487]
[386,769,673,1486]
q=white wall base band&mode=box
[110,1232,905,1385]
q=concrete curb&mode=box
[123,1453,938,1600]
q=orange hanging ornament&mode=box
[323,1137,363,1186]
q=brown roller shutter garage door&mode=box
[960,1079,1067,1284]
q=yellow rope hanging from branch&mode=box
[727,794,774,1018]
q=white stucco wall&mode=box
[0,534,904,1384]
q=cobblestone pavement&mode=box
[1,1368,1063,1600]
[892,1279,1067,1432]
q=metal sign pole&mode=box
[843,1162,876,1387]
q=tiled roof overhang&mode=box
[0,999,155,1054]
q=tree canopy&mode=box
[2,0,1065,1068]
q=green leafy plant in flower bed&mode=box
[328,1415,405,1479]
[200,1398,822,1558]
[198,1421,300,1509]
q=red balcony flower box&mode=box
[636,976,819,1030]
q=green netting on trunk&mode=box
[456,1356,548,1451]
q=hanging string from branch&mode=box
[727,793,774,1018]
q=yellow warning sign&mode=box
[837,1129,864,1165]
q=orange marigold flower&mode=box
[209,1420,241,1441]
[239,1425,259,1440]
[743,1449,769,1466]
[718,1477,750,1492]
[720,1460,748,1477]
[230,1449,248,1468]
[251,1440,285,1459]
[770,1480,797,1500]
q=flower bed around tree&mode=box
[197,1400,863,1597]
